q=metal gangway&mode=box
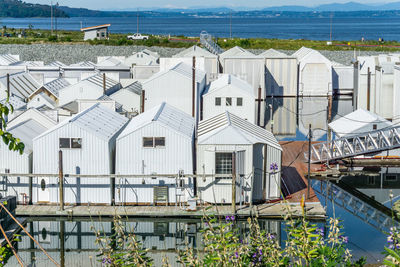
[312,179,398,233]
[307,126,400,164]
[200,31,224,55]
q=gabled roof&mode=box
[123,81,142,95]
[198,112,281,150]
[81,24,111,31]
[69,61,97,67]
[8,119,49,152]
[97,95,125,112]
[48,61,66,67]
[329,109,393,137]
[66,73,120,92]
[0,54,20,65]
[173,45,217,58]
[144,62,206,84]
[35,103,128,141]
[133,49,159,59]
[118,102,194,140]
[258,49,288,58]
[205,74,254,97]
[97,57,128,67]
[219,46,255,59]
[0,96,26,110]
[292,47,330,64]
[0,73,41,99]
[43,78,71,97]
[7,108,57,130]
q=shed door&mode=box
[302,64,329,95]
[235,150,246,203]
[38,177,50,203]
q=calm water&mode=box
[1,16,400,41]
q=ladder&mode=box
[306,126,400,163]
[312,180,398,233]
[200,31,224,55]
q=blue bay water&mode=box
[1,16,400,41]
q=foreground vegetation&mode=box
[1,27,400,52]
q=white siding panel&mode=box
[265,57,298,96]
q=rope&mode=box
[0,207,24,267]
[0,202,61,267]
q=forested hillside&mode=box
[0,0,68,18]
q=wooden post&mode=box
[103,73,106,95]
[327,95,333,141]
[111,176,115,206]
[257,87,262,126]
[307,124,312,200]
[58,150,64,211]
[192,56,196,118]
[141,90,145,113]
[28,176,32,205]
[6,73,10,96]
[232,152,236,214]
[367,67,371,111]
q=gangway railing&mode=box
[312,179,398,233]
[200,31,224,55]
[306,126,400,163]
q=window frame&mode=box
[225,97,232,106]
[385,174,397,182]
[143,137,166,148]
[215,97,221,106]
[237,97,243,106]
[215,152,233,179]
[59,138,82,149]
[143,137,154,148]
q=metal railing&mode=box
[306,126,400,163]
[200,31,224,55]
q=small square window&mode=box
[155,137,165,147]
[373,124,377,130]
[215,97,221,106]
[215,153,233,177]
[367,176,375,185]
[226,97,232,106]
[143,137,154,148]
[71,138,82,149]
[237,98,243,106]
[59,138,70,149]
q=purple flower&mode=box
[252,253,257,258]
[231,215,235,221]
[339,235,348,244]
[267,234,275,240]
[270,163,279,171]
[225,216,231,222]
[258,249,263,256]
[316,228,324,236]
[235,252,239,258]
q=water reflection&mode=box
[8,218,282,267]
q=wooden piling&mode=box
[141,90,145,113]
[58,150,64,211]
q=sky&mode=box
[23,0,400,10]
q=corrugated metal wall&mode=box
[265,57,298,97]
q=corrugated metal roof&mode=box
[139,49,159,58]
[173,45,217,58]
[35,103,128,141]
[48,61,66,67]
[43,78,71,97]
[198,112,281,150]
[0,96,26,110]
[329,108,392,137]
[97,57,128,67]
[0,54,20,65]
[85,73,119,90]
[144,62,206,84]
[118,102,194,139]
[70,61,97,67]
[12,61,44,67]
[206,74,254,96]
[8,119,48,151]
[97,95,125,112]
[123,81,142,95]
[219,46,255,59]
[258,49,288,58]
[0,73,41,99]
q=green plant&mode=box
[0,95,24,154]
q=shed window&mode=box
[226,97,232,106]
[373,124,377,130]
[237,97,243,106]
[367,176,375,185]
[215,97,221,106]
[155,137,165,147]
[59,138,70,149]
[71,138,82,148]
[385,174,397,181]
[215,153,233,177]
[143,137,154,148]
[96,32,100,38]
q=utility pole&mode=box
[137,8,139,35]
[58,150,64,211]
[307,124,312,200]
[230,10,232,39]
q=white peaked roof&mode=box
[97,57,128,67]
[8,108,57,130]
[206,74,254,96]
[173,45,217,58]
[144,62,206,84]
[198,112,281,150]
[81,73,120,91]
[0,54,20,65]
[47,61,66,67]
[219,46,255,59]
[258,49,288,58]
[118,102,195,139]
[0,73,41,99]
[133,49,159,59]
[292,47,330,63]
[0,96,26,110]
[43,78,71,97]
[123,81,142,95]
[8,119,49,152]
[97,95,124,112]
[35,103,128,141]
[70,61,96,67]
[329,109,393,137]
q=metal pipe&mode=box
[257,87,262,126]
[307,124,312,199]
[141,90,145,113]
[58,150,64,211]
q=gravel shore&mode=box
[0,44,394,65]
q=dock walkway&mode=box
[16,202,325,220]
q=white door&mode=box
[235,150,246,203]
[302,64,329,96]
[37,221,51,244]
[38,177,50,203]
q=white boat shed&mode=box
[202,74,255,123]
[116,102,195,205]
[197,112,282,204]
[33,104,128,204]
[81,24,111,41]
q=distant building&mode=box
[80,24,111,41]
